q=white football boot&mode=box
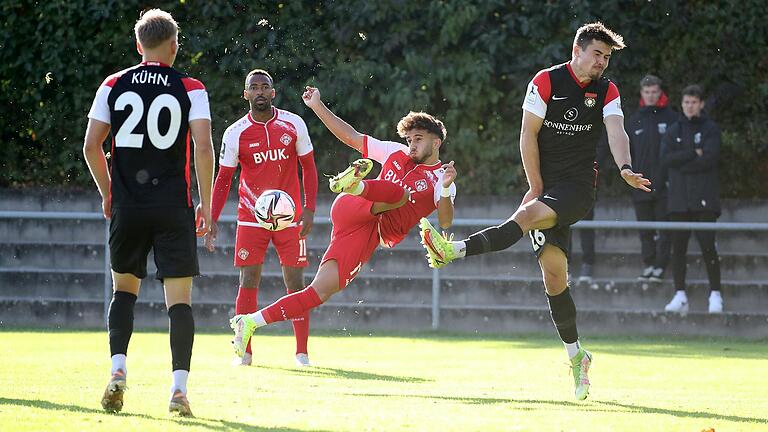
[708,291,723,314]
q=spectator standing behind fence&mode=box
[661,85,722,314]
[627,75,677,282]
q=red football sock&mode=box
[236,286,258,354]
[360,179,406,204]
[262,286,323,324]
[288,289,311,355]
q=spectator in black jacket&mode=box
[661,84,722,314]
[627,75,677,282]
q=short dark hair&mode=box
[681,84,704,100]
[245,69,273,87]
[574,22,626,51]
[397,111,447,141]
[134,9,178,50]
[640,74,662,88]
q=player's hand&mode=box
[521,187,542,205]
[101,195,111,220]
[441,160,457,187]
[302,86,321,109]
[195,203,213,238]
[621,168,652,192]
[299,208,314,238]
[203,222,218,252]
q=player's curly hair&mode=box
[134,9,178,50]
[574,22,625,51]
[396,112,447,142]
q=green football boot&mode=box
[230,314,257,358]
[570,349,593,400]
[329,158,373,193]
[419,218,457,269]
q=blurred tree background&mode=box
[1,0,766,197]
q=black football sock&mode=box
[168,303,195,371]
[464,219,523,257]
[547,287,579,344]
[108,291,137,356]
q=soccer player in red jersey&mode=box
[84,9,214,416]
[420,22,651,400]
[229,86,457,355]
[204,69,318,367]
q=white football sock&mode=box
[111,354,127,375]
[565,341,581,359]
[249,311,267,327]
[453,241,467,258]
[171,369,189,397]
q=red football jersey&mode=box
[362,135,456,248]
[219,107,313,226]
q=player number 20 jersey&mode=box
[88,61,211,208]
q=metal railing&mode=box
[2,210,767,329]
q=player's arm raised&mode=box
[190,119,215,237]
[437,161,456,229]
[605,114,651,192]
[302,86,364,152]
[519,110,545,204]
[83,119,112,219]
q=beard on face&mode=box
[410,148,432,164]
[251,98,271,112]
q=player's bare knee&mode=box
[282,267,305,292]
[239,266,262,288]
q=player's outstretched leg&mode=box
[329,158,373,193]
[231,285,324,357]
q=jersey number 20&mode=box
[114,91,181,150]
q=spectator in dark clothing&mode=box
[627,75,678,282]
[661,84,722,314]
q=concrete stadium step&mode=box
[3,216,767,256]
[2,188,766,223]
[2,298,766,339]
[4,242,768,282]
[3,270,766,314]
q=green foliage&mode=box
[1,0,766,197]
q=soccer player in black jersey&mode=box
[83,9,214,416]
[420,22,650,400]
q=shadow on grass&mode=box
[347,393,768,424]
[260,366,431,383]
[0,397,331,432]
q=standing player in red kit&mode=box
[229,86,457,355]
[205,69,318,367]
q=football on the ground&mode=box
[253,189,296,231]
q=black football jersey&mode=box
[522,62,623,186]
[88,61,210,208]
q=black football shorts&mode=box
[529,181,595,258]
[109,207,199,280]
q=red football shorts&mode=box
[234,225,308,268]
[321,194,381,289]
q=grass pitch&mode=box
[0,329,766,431]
